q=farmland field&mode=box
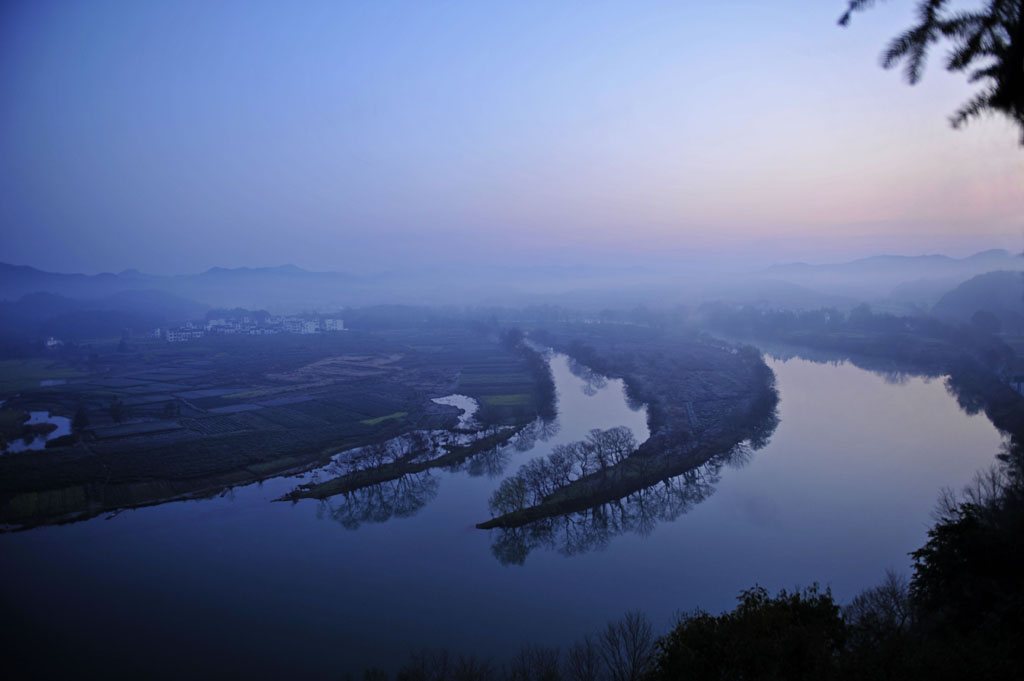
[0,326,554,528]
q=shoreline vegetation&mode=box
[493,325,779,527]
[277,427,520,503]
[473,322,779,563]
[698,303,1024,452]
[277,328,556,504]
[0,322,557,530]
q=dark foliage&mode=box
[650,585,845,681]
[841,0,1024,142]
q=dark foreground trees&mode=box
[646,446,1024,681]
[840,0,1024,142]
[386,612,656,681]
[650,586,844,681]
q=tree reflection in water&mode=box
[316,470,440,529]
[481,375,779,565]
[567,356,608,397]
[489,444,752,566]
[311,417,558,528]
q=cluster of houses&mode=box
[158,316,345,342]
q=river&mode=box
[0,352,1004,678]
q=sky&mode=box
[1,0,1022,275]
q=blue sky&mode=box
[1,0,1021,274]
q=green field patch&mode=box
[360,411,408,426]
[479,394,533,406]
[0,359,87,392]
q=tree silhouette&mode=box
[840,0,1024,142]
[71,406,89,433]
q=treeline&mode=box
[946,357,1024,434]
[701,301,1024,454]
[489,427,639,517]
[358,441,1023,680]
[358,611,658,681]
[486,446,739,566]
[698,302,1012,373]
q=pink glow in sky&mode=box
[1,1,1021,274]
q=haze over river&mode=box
[1,353,1003,678]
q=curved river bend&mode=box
[0,353,1003,678]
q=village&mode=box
[159,315,345,342]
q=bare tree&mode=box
[597,612,654,681]
[505,645,562,681]
[845,570,912,634]
[397,649,452,681]
[564,635,602,681]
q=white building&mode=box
[166,327,205,342]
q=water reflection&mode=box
[315,471,440,530]
[0,354,1004,678]
[758,342,942,384]
[761,342,1022,453]
[490,444,752,565]
[481,384,779,564]
[567,357,608,396]
[458,441,513,478]
[297,418,559,528]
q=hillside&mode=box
[932,271,1024,332]
[762,249,1024,300]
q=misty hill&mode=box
[0,263,360,312]
[0,263,133,300]
[762,249,1024,301]
[173,265,358,309]
[931,271,1024,333]
[887,276,970,309]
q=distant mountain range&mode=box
[765,249,1016,275]
[1,249,1021,315]
[0,263,359,311]
[760,249,1024,304]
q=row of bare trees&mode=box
[365,611,655,681]
[489,428,638,516]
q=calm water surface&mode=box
[3,410,72,453]
[0,354,1004,678]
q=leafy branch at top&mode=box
[841,0,1024,143]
